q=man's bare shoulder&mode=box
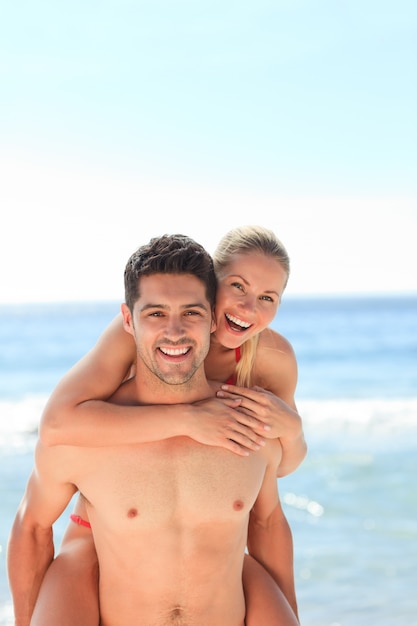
[35,438,94,486]
[16,442,80,529]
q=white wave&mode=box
[297,397,417,436]
[282,492,324,517]
[0,395,46,443]
[0,602,13,626]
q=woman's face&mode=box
[214,252,288,349]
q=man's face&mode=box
[123,273,215,386]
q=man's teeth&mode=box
[225,314,251,329]
[160,347,189,356]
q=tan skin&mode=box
[8,272,299,626]
[10,253,305,624]
[40,253,305,473]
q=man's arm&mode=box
[7,474,55,626]
[247,440,299,620]
[7,444,77,626]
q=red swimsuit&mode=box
[70,514,92,528]
[224,347,241,384]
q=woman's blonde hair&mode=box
[213,225,290,387]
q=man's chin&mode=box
[157,371,197,386]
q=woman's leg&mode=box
[243,554,299,626]
[31,496,99,626]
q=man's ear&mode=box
[210,309,217,334]
[121,303,134,336]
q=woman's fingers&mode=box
[218,397,270,432]
[217,388,269,420]
[192,394,268,453]
[219,383,265,401]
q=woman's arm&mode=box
[39,313,136,446]
[218,383,306,476]
[39,315,266,455]
[216,329,307,476]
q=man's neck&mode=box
[116,366,214,406]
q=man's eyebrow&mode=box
[229,274,281,296]
[140,302,210,312]
[183,303,210,311]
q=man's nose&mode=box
[164,315,186,337]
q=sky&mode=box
[1,0,416,303]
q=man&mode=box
[8,235,298,626]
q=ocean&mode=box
[1,295,416,626]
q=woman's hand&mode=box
[216,384,302,442]
[189,395,268,456]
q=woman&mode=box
[35,225,306,625]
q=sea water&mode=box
[0,295,416,625]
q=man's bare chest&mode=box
[73,438,267,529]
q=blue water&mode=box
[1,295,416,626]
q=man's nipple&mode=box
[127,508,139,519]
[233,500,244,511]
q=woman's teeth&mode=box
[225,313,251,330]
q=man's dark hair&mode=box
[124,234,217,312]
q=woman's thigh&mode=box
[243,554,299,626]
[31,500,99,626]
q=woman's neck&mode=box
[205,334,238,382]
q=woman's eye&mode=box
[260,295,273,302]
[231,282,244,291]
